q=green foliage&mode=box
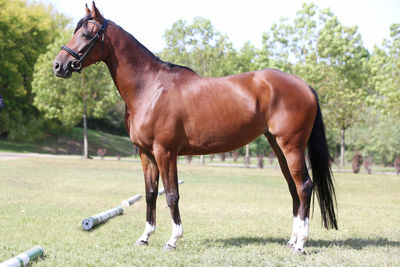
[159,17,238,77]
[369,24,400,118]
[348,111,400,165]
[249,135,272,155]
[32,33,120,126]
[317,12,369,130]
[0,0,68,141]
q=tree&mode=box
[0,0,68,141]
[317,11,369,166]
[159,17,238,77]
[370,24,400,118]
[32,33,119,158]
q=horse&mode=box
[53,2,337,254]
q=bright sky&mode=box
[43,0,399,53]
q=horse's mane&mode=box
[125,27,196,74]
[73,15,196,74]
[121,26,196,74]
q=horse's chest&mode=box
[125,111,155,151]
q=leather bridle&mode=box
[61,19,107,72]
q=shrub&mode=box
[394,157,400,175]
[97,148,107,159]
[352,153,363,174]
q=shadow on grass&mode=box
[204,236,400,250]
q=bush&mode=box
[352,153,363,174]
[394,157,400,175]
[97,148,107,159]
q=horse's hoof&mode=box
[135,240,148,246]
[163,244,176,251]
[292,248,306,256]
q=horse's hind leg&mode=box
[265,132,313,254]
[265,133,300,247]
[136,149,160,246]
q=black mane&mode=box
[113,22,196,74]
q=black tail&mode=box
[307,87,338,230]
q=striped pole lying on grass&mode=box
[121,194,142,206]
[0,246,44,267]
[158,180,184,195]
[82,206,124,231]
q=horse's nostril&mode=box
[54,62,60,70]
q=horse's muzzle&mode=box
[53,59,73,79]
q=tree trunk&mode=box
[244,144,250,167]
[83,99,89,159]
[340,128,345,167]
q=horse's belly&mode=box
[180,114,267,155]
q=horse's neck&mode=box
[103,21,161,106]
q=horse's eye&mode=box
[81,33,91,39]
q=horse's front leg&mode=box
[154,146,183,250]
[136,149,159,246]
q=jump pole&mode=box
[121,194,142,206]
[0,246,44,267]
[82,206,124,231]
[158,180,184,195]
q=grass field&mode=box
[0,157,399,266]
[0,127,133,156]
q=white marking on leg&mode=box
[165,221,183,248]
[137,222,156,243]
[288,216,299,247]
[294,217,309,253]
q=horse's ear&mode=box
[91,1,104,22]
[85,3,91,16]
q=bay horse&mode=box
[53,2,337,254]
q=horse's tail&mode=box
[307,86,338,230]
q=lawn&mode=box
[0,157,399,266]
[0,127,134,156]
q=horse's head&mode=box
[53,2,107,78]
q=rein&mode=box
[61,19,108,72]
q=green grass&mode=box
[0,158,399,266]
[0,128,134,156]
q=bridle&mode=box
[61,19,108,73]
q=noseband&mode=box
[61,19,107,72]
